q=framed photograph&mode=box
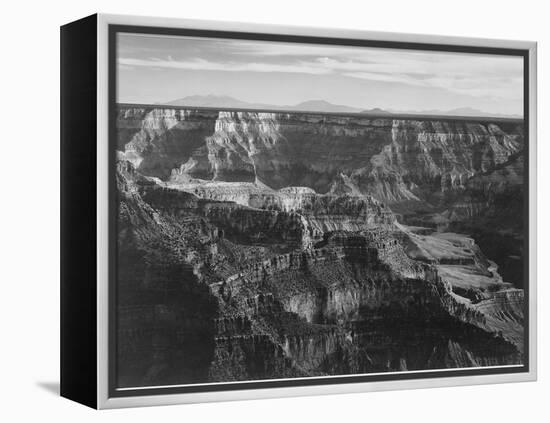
[60,14,537,409]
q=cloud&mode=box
[118,57,332,75]
[343,71,523,100]
[119,53,522,101]
[231,41,365,58]
[228,41,523,99]
[118,64,136,71]
[118,34,523,105]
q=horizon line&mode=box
[117,102,524,124]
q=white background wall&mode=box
[1,0,547,420]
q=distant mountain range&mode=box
[290,100,360,113]
[166,95,261,109]
[165,96,363,113]
[159,95,521,119]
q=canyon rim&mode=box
[112,31,527,390]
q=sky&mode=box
[117,32,524,116]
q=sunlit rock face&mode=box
[118,107,523,204]
[115,106,526,388]
[117,108,219,178]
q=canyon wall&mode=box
[117,106,524,207]
[114,106,526,388]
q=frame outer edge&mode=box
[97,13,109,409]
[61,14,99,408]
[95,13,538,409]
[528,43,537,381]
[98,13,537,49]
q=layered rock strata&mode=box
[115,106,526,387]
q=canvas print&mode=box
[114,31,526,390]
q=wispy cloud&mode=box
[117,33,524,115]
[230,41,523,100]
[118,57,332,75]
[119,52,522,100]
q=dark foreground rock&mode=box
[115,152,524,387]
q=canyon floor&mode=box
[115,106,526,387]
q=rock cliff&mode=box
[118,107,523,206]
[115,105,526,388]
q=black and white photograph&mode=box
[3,0,549,419]
[113,29,529,391]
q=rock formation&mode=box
[115,105,525,388]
